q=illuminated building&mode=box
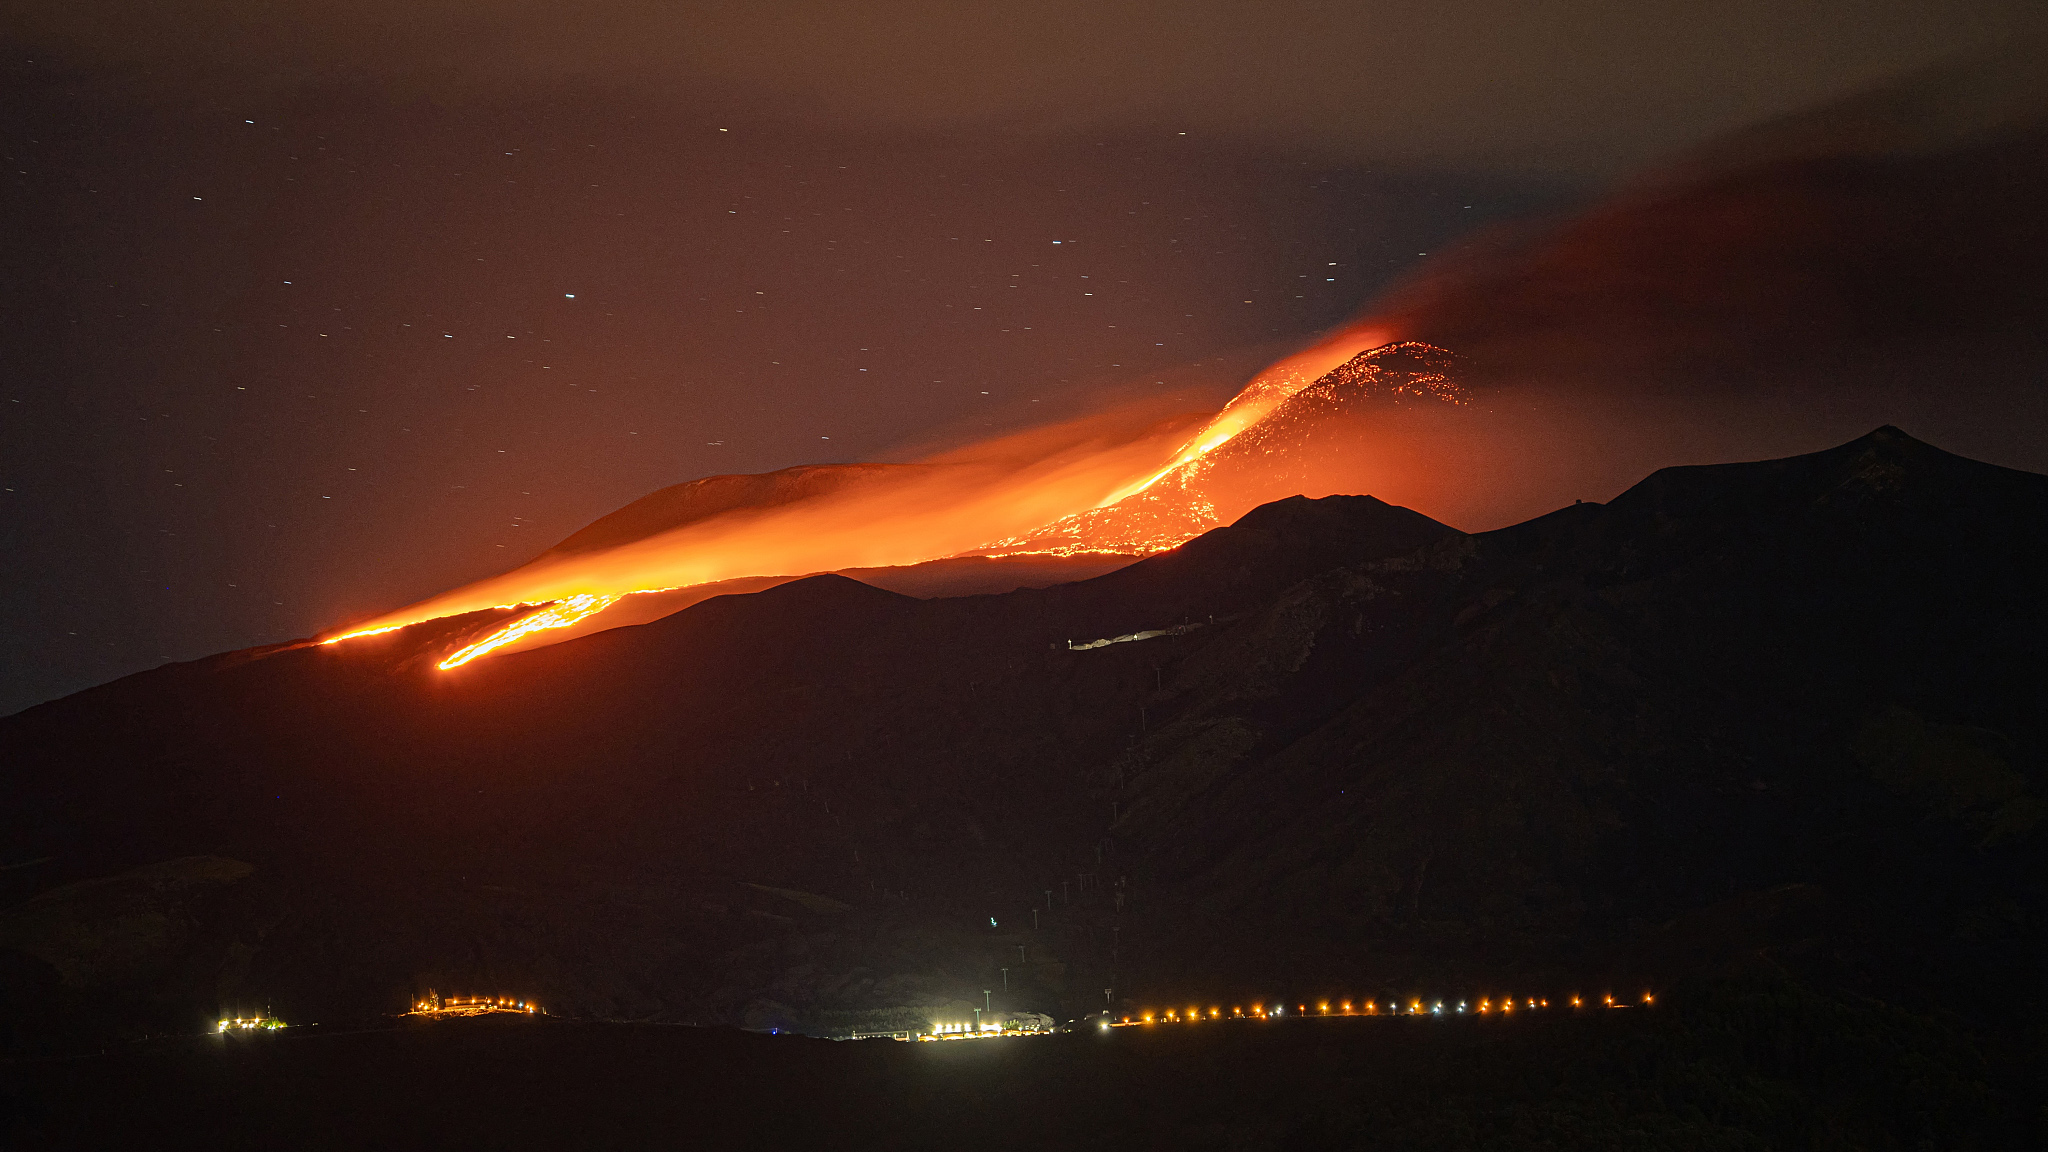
[408,992,539,1018]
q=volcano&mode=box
[4,427,2043,1056]
[991,341,1465,556]
[314,339,1449,666]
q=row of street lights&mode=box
[1132,991,1655,1024]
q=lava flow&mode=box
[1091,326,1395,509]
[322,325,1447,667]
[436,593,622,669]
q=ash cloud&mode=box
[12,0,2043,176]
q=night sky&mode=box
[3,1,2040,715]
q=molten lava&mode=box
[1093,325,1395,508]
[436,593,622,669]
[322,329,1462,668]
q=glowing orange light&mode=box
[1089,326,1395,508]
[319,622,408,645]
[438,593,620,669]
[315,333,1463,669]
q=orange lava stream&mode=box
[1093,325,1392,508]
[435,593,622,669]
[318,322,1395,668]
[319,622,408,644]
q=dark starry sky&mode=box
[2,1,2037,714]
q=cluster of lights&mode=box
[215,1016,284,1033]
[1137,991,1654,1024]
[919,1019,1052,1041]
[409,995,538,1017]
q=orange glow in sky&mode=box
[321,323,1400,665]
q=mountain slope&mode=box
[1114,427,2048,997]
[2,430,2043,1055]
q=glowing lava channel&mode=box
[1091,326,1391,508]
[436,593,621,669]
[317,323,1399,670]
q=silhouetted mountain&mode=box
[2,429,2043,1059]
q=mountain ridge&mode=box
[2,427,2042,1056]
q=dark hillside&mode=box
[2,429,2043,1063]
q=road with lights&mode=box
[1123,990,1655,1028]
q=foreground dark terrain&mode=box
[9,974,2041,1151]
[4,425,2047,1144]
